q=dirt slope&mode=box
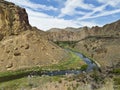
[0,0,68,71]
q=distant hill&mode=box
[47,26,89,41]
[47,20,120,41]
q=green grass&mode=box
[80,64,88,71]
[112,68,120,74]
[114,77,120,85]
[114,76,120,90]
[0,75,64,90]
[53,41,101,72]
[0,66,42,78]
[67,48,101,68]
[53,41,96,64]
[42,51,86,70]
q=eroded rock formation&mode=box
[0,0,31,36]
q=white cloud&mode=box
[83,9,120,20]
[79,4,108,20]
[97,0,120,7]
[59,0,95,17]
[29,17,80,30]
[26,8,52,18]
[6,0,57,11]
[59,0,120,21]
[77,0,120,21]
[26,9,99,30]
[26,9,80,30]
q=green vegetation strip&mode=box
[0,51,86,82]
[54,41,95,64]
[43,51,86,71]
[53,41,101,69]
[0,67,42,77]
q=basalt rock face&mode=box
[0,0,68,71]
[0,0,31,37]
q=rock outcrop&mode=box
[0,0,31,37]
[0,0,68,71]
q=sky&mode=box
[6,0,120,31]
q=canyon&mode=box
[0,0,120,90]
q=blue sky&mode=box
[6,0,120,30]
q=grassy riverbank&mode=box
[0,50,87,82]
[54,41,101,68]
[43,51,86,71]
[0,49,88,89]
[0,41,88,89]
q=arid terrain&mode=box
[0,0,69,72]
[47,20,120,69]
[0,0,120,90]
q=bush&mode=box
[80,65,88,71]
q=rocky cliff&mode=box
[0,0,31,37]
[0,0,68,71]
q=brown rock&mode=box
[14,51,21,56]
[6,63,13,68]
[0,0,31,36]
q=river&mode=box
[42,49,98,76]
[0,49,98,82]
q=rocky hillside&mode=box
[90,20,120,37]
[47,20,120,41]
[74,20,120,68]
[47,27,89,41]
[47,20,120,68]
[75,36,120,68]
[0,0,68,72]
